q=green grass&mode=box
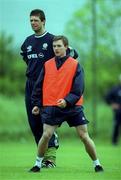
[0,95,121,179]
[0,95,113,140]
[0,95,28,135]
[0,139,121,180]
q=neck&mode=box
[35,27,46,36]
[60,53,66,58]
[55,54,69,59]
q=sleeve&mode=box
[20,40,28,64]
[31,67,45,107]
[64,63,84,106]
[104,87,117,104]
[67,46,79,59]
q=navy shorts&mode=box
[41,106,89,127]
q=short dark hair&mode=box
[30,9,46,21]
[53,35,69,46]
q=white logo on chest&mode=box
[42,43,48,50]
[27,45,32,52]
[38,53,44,58]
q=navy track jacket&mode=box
[31,55,84,108]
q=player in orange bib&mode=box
[30,35,104,173]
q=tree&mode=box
[64,0,121,95]
[0,32,15,76]
[64,0,121,133]
[65,0,121,60]
[0,32,25,95]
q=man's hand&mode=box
[111,103,120,110]
[32,106,40,115]
[57,99,67,108]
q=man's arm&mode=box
[105,87,116,105]
[31,67,45,109]
[64,63,84,106]
[105,86,121,110]
[20,40,28,64]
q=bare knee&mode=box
[79,132,89,142]
[76,125,90,142]
[42,131,52,141]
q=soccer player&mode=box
[20,9,78,168]
[105,74,121,145]
[30,35,104,173]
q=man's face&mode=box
[30,16,44,33]
[53,40,67,57]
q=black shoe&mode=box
[95,165,104,172]
[29,166,40,172]
[42,160,56,168]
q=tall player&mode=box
[20,9,78,168]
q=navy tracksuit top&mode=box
[105,85,121,106]
[31,55,84,108]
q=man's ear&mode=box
[43,20,46,26]
[65,45,68,50]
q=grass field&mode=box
[0,139,121,180]
[0,95,121,179]
[0,95,113,139]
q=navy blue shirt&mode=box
[31,55,84,107]
[21,32,54,80]
[20,32,78,81]
[105,85,121,105]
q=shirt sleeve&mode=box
[31,67,45,107]
[20,40,28,64]
[64,63,84,106]
[105,86,121,105]
[105,89,114,104]
[67,47,79,59]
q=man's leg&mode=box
[25,96,43,144]
[112,111,121,145]
[25,88,59,167]
[75,125,103,172]
[43,132,59,167]
[26,98,58,166]
[29,124,58,172]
